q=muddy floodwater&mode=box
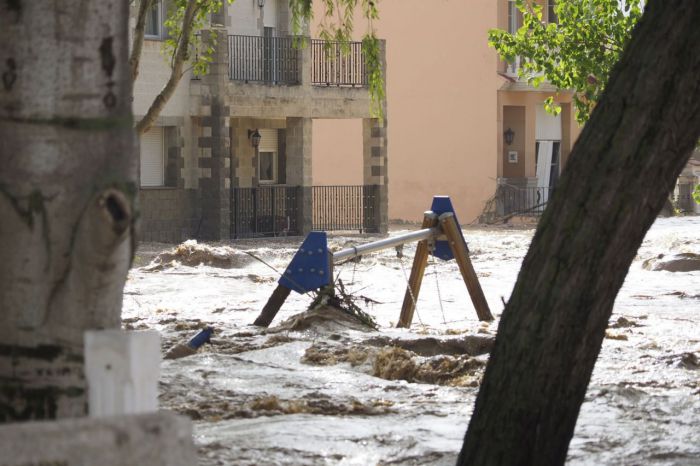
[123,217,700,465]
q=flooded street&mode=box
[123,217,699,465]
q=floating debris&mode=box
[642,253,700,272]
[143,240,254,270]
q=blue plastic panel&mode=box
[278,231,331,293]
[187,327,214,349]
[430,196,467,261]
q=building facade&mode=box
[133,0,387,242]
[312,0,581,224]
[495,0,582,218]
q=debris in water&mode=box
[610,316,639,328]
[273,305,377,333]
[605,330,629,341]
[302,342,372,367]
[372,346,487,386]
[364,334,494,357]
[143,240,253,270]
[642,253,700,272]
[164,327,215,360]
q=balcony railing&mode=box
[504,55,522,78]
[311,39,368,87]
[228,35,299,84]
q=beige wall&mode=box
[312,0,502,223]
[132,41,190,118]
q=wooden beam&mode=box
[440,213,494,321]
[397,211,438,328]
[253,284,292,327]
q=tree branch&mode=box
[129,0,153,82]
[135,0,200,135]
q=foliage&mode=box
[289,0,385,117]
[162,0,230,78]
[693,184,700,205]
[489,0,643,123]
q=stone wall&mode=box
[138,189,200,243]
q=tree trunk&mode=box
[0,1,136,421]
[459,1,700,465]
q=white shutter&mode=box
[536,105,562,141]
[258,129,278,153]
[140,127,164,187]
[263,1,277,27]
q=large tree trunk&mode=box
[459,1,700,465]
[0,1,136,421]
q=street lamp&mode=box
[248,129,261,148]
[504,127,515,146]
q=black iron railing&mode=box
[232,186,300,238]
[312,185,378,232]
[311,39,368,87]
[496,185,552,217]
[228,35,299,84]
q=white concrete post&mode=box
[84,330,161,418]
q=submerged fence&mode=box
[312,185,378,232]
[231,185,379,238]
[232,186,300,238]
[496,185,552,217]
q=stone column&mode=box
[363,118,388,234]
[197,27,231,240]
[286,117,313,234]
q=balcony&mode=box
[228,35,300,84]
[226,35,369,87]
[310,39,368,87]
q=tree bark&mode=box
[135,0,201,135]
[0,0,136,421]
[459,1,700,465]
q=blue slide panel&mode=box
[278,231,331,293]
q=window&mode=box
[140,127,165,187]
[548,0,558,24]
[508,0,522,34]
[257,129,279,183]
[258,152,276,183]
[145,0,163,38]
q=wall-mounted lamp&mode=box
[503,127,515,146]
[257,0,265,7]
[248,129,261,148]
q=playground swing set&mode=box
[253,196,494,328]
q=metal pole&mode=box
[332,227,440,263]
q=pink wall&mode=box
[312,119,363,185]
[312,0,502,223]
